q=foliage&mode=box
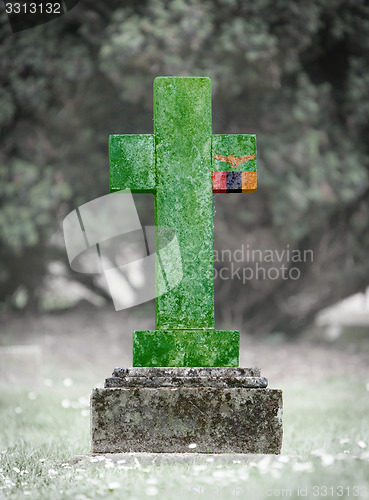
[0,160,71,253]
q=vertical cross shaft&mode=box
[154,77,214,330]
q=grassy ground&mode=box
[1,378,369,498]
[1,309,369,499]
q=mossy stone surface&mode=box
[105,375,268,388]
[109,134,155,193]
[91,386,283,454]
[108,77,258,367]
[112,367,261,377]
[133,329,239,367]
[154,77,214,330]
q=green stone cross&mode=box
[109,77,257,367]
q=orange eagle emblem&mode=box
[212,153,256,168]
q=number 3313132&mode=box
[5,3,62,14]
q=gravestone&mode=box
[91,77,283,453]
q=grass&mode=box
[0,377,369,499]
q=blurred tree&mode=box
[0,0,368,334]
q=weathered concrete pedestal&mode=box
[91,367,283,454]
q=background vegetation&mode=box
[1,0,369,335]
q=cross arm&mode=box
[109,134,156,193]
[212,134,257,193]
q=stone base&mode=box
[91,368,283,454]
